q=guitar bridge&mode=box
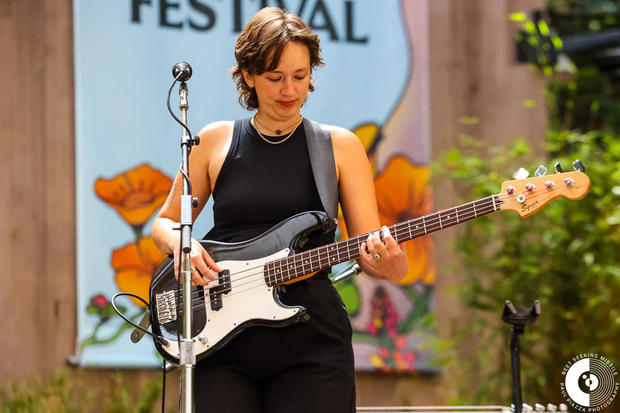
[209,270,231,311]
[155,290,177,324]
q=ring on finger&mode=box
[373,252,381,261]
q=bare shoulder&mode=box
[197,121,235,144]
[322,123,365,158]
[322,123,357,141]
[191,121,234,159]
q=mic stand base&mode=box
[501,300,541,413]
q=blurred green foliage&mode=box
[435,132,619,404]
[547,0,620,132]
[0,369,166,413]
[432,1,620,406]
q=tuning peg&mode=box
[535,403,545,412]
[513,167,529,180]
[522,403,533,412]
[554,162,563,173]
[572,159,585,172]
[546,403,557,412]
[558,403,568,412]
[534,165,547,177]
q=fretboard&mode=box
[264,195,501,286]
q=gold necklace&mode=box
[254,115,300,135]
[251,116,303,145]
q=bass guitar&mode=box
[149,167,590,363]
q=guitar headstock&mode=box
[498,161,591,218]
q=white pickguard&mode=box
[163,249,298,360]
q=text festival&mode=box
[131,0,369,43]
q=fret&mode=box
[290,255,299,280]
[268,262,274,286]
[328,244,336,266]
[326,245,331,267]
[313,247,319,271]
[331,244,339,265]
[317,246,323,271]
[286,257,294,281]
[278,258,285,283]
[267,196,502,285]
[274,262,278,284]
[280,258,291,281]
[410,220,419,236]
[346,239,354,260]
[444,210,454,226]
[392,225,401,244]
[297,255,303,277]
[353,237,361,260]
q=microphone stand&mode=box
[501,300,541,413]
[176,79,199,413]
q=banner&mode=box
[74,0,433,371]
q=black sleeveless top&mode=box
[205,118,330,246]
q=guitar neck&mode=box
[266,195,502,286]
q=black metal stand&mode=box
[501,300,541,413]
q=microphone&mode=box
[172,61,193,82]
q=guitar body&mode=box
[149,211,332,364]
[148,169,591,364]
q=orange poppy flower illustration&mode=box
[374,156,435,285]
[95,164,172,228]
[111,236,166,307]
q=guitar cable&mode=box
[111,293,170,347]
[111,292,171,413]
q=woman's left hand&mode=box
[359,225,408,282]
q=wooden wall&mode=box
[0,0,545,409]
[0,0,76,381]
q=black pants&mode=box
[194,273,355,413]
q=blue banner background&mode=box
[74,0,415,367]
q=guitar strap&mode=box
[302,118,339,228]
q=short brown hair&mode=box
[231,7,324,110]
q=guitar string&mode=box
[167,184,582,311]
[171,198,527,318]
[176,193,500,294]
[172,195,499,301]
[175,202,503,313]
[170,185,577,306]
[183,185,548,292]
[176,183,572,293]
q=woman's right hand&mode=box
[171,237,222,287]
